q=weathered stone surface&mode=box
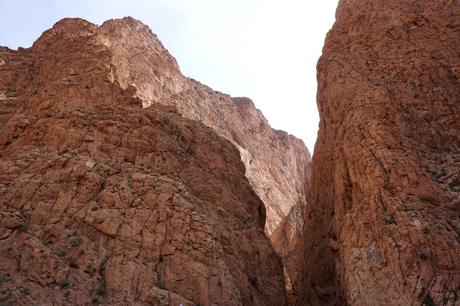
[300,1,460,305]
[49,17,309,299]
[93,17,310,245]
[0,19,287,305]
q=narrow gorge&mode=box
[0,0,459,305]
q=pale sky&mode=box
[0,0,338,151]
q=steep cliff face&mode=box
[302,0,460,305]
[81,17,311,244]
[0,19,287,305]
[40,17,310,299]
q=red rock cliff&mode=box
[0,18,287,305]
[301,0,460,305]
[45,17,310,299]
[92,17,310,247]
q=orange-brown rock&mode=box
[300,0,460,305]
[0,18,287,305]
[75,17,310,247]
[28,17,310,300]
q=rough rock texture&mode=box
[35,17,310,300]
[301,0,460,305]
[87,18,311,245]
[0,19,287,305]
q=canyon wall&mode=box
[301,0,460,305]
[0,19,287,305]
[94,18,311,268]
[65,17,310,299]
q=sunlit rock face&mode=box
[0,18,289,305]
[300,0,460,305]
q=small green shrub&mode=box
[417,250,430,261]
[19,222,29,232]
[0,274,11,283]
[96,277,106,296]
[383,216,396,225]
[88,267,97,277]
[156,280,165,290]
[443,296,449,305]
[449,179,460,191]
[60,280,70,288]
[69,261,79,268]
[431,167,447,181]
[19,287,30,295]
[248,276,259,289]
[70,235,82,247]
[53,249,66,258]
[6,91,17,98]
[58,147,69,155]
[423,294,435,306]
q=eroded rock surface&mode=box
[301,0,460,305]
[31,17,310,300]
[0,19,287,305]
[97,18,309,235]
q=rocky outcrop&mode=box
[0,19,287,305]
[73,17,311,247]
[301,0,460,305]
[33,17,310,299]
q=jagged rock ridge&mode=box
[0,19,288,305]
[300,0,460,305]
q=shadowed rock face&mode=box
[0,18,287,305]
[301,0,460,305]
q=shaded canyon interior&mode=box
[0,0,459,305]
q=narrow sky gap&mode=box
[0,0,338,151]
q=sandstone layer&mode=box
[301,0,460,305]
[0,19,287,305]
